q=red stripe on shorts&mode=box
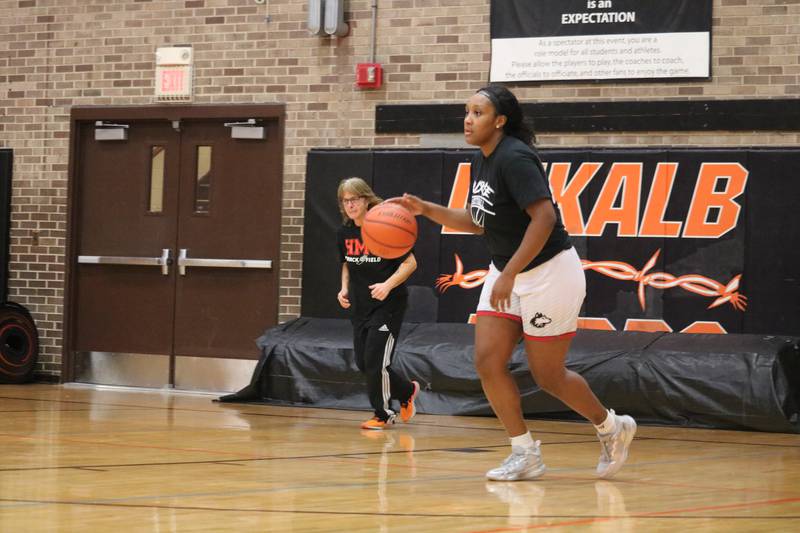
[523,331,577,342]
[475,311,522,323]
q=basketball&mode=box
[361,202,418,259]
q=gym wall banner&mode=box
[490,0,712,83]
[303,148,800,336]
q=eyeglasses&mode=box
[341,196,364,206]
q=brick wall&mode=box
[1,0,798,377]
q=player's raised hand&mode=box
[386,194,425,216]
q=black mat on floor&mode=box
[220,318,800,433]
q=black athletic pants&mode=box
[353,316,413,421]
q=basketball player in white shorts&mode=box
[477,247,585,341]
[393,84,636,482]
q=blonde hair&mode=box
[337,177,383,224]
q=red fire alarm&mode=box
[355,63,382,89]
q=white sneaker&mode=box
[596,411,636,479]
[486,441,546,481]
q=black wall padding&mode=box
[376,99,800,134]
[301,151,373,320]
[0,149,12,303]
[221,318,800,434]
[744,150,800,334]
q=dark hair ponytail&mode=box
[476,84,536,146]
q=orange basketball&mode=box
[361,202,418,259]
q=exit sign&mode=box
[155,66,192,100]
[154,47,194,101]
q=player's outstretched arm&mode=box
[388,194,483,235]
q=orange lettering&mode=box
[624,319,672,333]
[683,163,748,238]
[585,163,642,237]
[549,162,601,235]
[639,163,682,237]
[443,162,472,234]
[680,321,727,334]
[577,317,615,331]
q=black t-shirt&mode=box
[337,223,409,325]
[468,136,571,272]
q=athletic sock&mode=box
[594,409,617,434]
[510,431,535,450]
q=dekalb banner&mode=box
[490,0,712,82]
[303,148,800,336]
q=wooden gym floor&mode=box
[1,384,799,532]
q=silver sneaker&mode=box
[596,410,636,479]
[486,441,546,481]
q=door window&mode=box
[148,145,166,213]
[194,145,212,214]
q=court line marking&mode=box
[2,394,798,449]
[0,432,270,459]
[3,411,798,497]
[3,390,799,526]
[3,420,799,517]
[465,495,800,532]
[4,392,799,499]
[0,409,97,413]
[0,434,525,472]
[1,495,799,522]
[2,437,797,502]
[0,443,777,475]
[2,406,798,487]
[0,472,486,509]
[3,463,798,515]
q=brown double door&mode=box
[67,107,283,389]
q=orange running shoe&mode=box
[400,380,420,423]
[360,415,395,431]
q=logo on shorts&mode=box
[530,313,552,329]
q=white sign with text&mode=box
[491,32,709,82]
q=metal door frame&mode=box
[63,104,285,384]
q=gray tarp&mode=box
[220,317,800,433]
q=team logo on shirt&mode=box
[347,255,382,265]
[469,179,495,228]
[344,238,381,264]
[530,312,552,329]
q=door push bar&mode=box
[78,249,172,276]
[177,249,272,276]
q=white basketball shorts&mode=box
[476,247,586,341]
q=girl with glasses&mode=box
[337,177,421,430]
